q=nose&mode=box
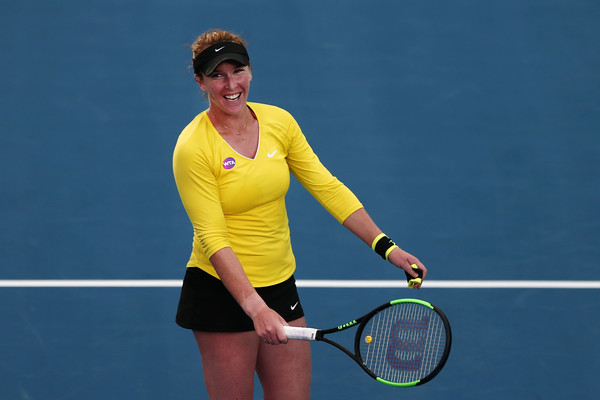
[224,73,237,90]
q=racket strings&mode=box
[359,303,447,384]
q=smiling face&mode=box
[196,61,252,119]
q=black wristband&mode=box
[372,234,396,260]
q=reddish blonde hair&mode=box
[191,29,248,60]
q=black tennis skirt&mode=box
[176,267,305,332]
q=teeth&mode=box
[225,94,241,101]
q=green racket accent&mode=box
[337,320,358,330]
[376,377,420,387]
[390,298,433,309]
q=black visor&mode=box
[193,42,250,76]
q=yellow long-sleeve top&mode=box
[173,102,363,287]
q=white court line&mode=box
[298,280,600,289]
[0,280,599,289]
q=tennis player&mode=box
[173,29,427,399]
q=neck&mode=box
[208,107,254,136]
[209,107,248,126]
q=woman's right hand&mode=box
[241,292,288,345]
[251,305,289,345]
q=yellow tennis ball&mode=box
[365,335,373,344]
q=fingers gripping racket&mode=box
[284,299,451,387]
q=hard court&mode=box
[1,1,599,399]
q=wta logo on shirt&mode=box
[222,157,236,170]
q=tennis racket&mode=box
[284,298,451,387]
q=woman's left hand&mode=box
[386,247,427,289]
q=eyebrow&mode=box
[209,64,247,77]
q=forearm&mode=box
[343,207,426,286]
[209,246,289,342]
[208,247,267,319]
[342,208,383,246]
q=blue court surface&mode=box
[1,1,599,399]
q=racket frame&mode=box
[285,298,452,387]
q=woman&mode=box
[173,29,427,399]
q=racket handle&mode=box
[283,326,318,341]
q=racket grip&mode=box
[283,326,318,341]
